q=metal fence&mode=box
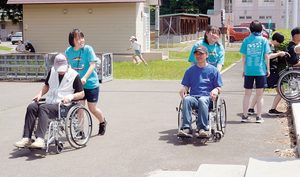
[0,53,113,83]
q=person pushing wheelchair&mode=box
[179,45,223,137]
[14,53,84,149]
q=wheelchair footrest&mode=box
[177,134,192,138]
[196,135,210,139]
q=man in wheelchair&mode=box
[14,53,84,149]
[179,45,223,137]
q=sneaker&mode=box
[136,62,140,65]
[241,115,250,123]
[14,138,31,148]
[31,138,45,148]
[256,117,264,123]
[197,129,208,137]
[268,109,283,116]
[247,108,255,115]
[145,63,148,66]
[98,118,107,136]
[179,127,193,137]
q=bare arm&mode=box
[81,61,96,85]
[216,64,222,72]
[295,44,300,54]
[179,86,189,99]
[242,54,246,77]
[268,51,286,60]
[62,90,85,104]
[32,85,49,102]
[264,54,270,77]
[210,87,221,102]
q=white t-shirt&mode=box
[16,44,25,51]
[131,41,141,50]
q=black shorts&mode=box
[267,73,279,89]
[80,87,99,103]
[244,75,267,89]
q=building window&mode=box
[242,0,253,3]
[246,16,252,19]
[258,16,272,20]
[239,16,245,19]
[264,0,275,2]
[1,24,5,29]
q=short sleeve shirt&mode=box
[65,45,99,89]
[286,41,300,66]
[188,39,225,67]
[181,64,223,97]
[239,34,271,76]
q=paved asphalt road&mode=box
[0,57,290,176]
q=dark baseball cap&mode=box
[291,27,300,37]
[194,45,208,54]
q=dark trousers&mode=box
[23,103,58,139]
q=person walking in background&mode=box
[24,40,35,53]
[247,32,286,116]
[286,27,300,66]
[188,26,225,72]
[240,20,271,123]
[65,29,107,136]
[15,40,25,52]
[127,36,148,66]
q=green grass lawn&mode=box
[0,46,13,51]
[113,52,243,80]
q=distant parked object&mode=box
[227,27,250,43]
[11,32,22,45]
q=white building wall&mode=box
[213,0,300,30]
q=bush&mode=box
[272,29,291,51]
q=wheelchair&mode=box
[176,96,227,143]
[277,52,300,103]
[19,98,93,154]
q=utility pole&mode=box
[285,0,289,29]
[291,0,298,29]
[155,6,160,49]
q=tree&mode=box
[0,0,22,24]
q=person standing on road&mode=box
[188,26,225,72]
[24,40,35,53]
[286,27,300,66]
[240,20,271,123]
[247,32,286,116]
[127,36,148,66]
[65,29,107,136]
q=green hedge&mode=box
[272,29,291,51]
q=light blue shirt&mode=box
[239,34,271,76]
[65,45,99,89]
[188,39,225,67]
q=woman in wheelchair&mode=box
[179,45,223,137]
[14,53,84,149]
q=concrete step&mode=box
[245,157,300,177]
[194,164,246,177]
[148,171,196,177]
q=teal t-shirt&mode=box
[65,45,99,89]
[239,34,271,76]
[188,39,225,67]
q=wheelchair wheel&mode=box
[177,100,183,130]
[216,98,227,135]
[278,70,300,102]
[65,104,92,149]
[56,141,64,154]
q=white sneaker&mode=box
[14,138,31,148]
[31,138,45,148]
